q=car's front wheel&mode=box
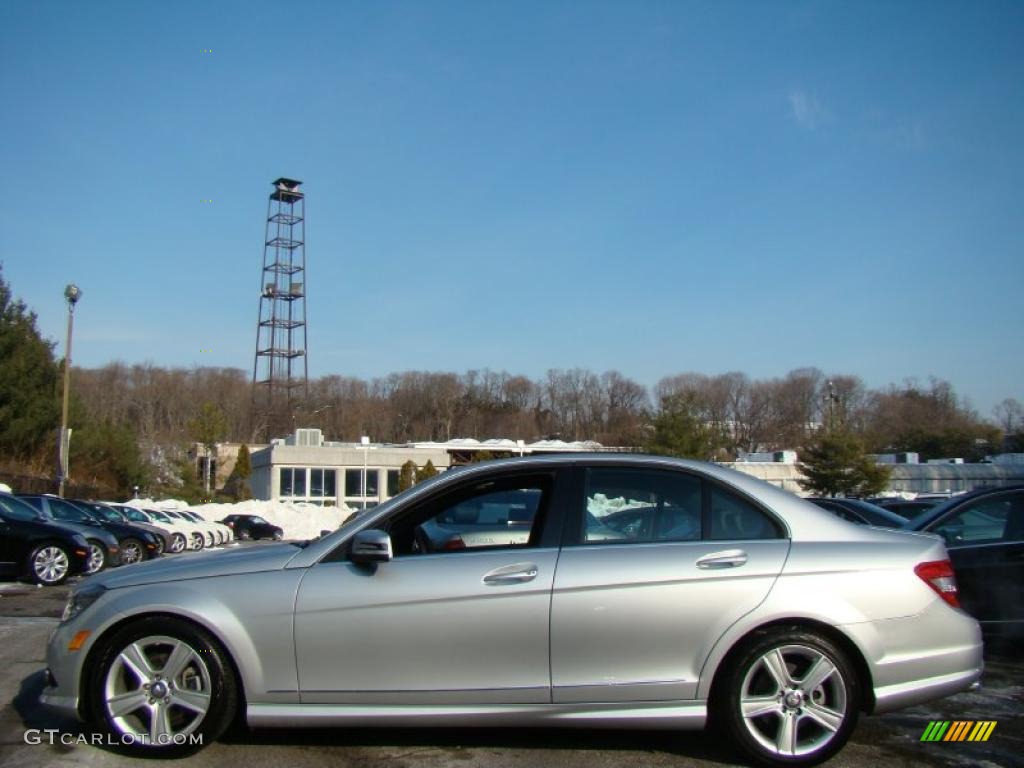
[88,616,237,755]
[191,532,205,550]
[84,541,108,574]
[169,534,187,553]
[120,538,144,565]
[27,543,72,585]
[237,529,251,541]
[714,628,859,768]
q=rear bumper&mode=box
[844,600,983,715]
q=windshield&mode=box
[904,495,966,530]
[47,497,93,523]
[148,510,173,523]
[0,494,44,522]
[121,507,149,523]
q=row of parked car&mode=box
[809,485,1024,635]
[0,493,284,586]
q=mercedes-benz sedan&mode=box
[41,456,982,766]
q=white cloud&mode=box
[788,89,830,130]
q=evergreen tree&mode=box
[0,265,60,459]
[798,429,891,498]
[231,444,253,501]
[644,394,715,459]
[399,459,416,492]
[415,459,438,483]
[188,401,228,492]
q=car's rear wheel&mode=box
[714,628,859,768]
[169,534,187,553]
[85,541,108,574]
[28,543,72,585]
[120,538,144,565]
[88,616,237,755]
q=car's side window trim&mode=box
[569,466,788,547]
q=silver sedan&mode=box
[41,455,982,766]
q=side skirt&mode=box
[248,701,707,730]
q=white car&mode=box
[114,505,204,551]
[160,509,220,547]
[180,509,233,544]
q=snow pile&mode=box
[0,483,11,494]
[587,493,651,518]
[129,497,355,541]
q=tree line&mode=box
[1,265,1020,500]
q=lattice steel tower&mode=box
[253,177,308,440]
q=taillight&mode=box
[914,560,960,608]
[442,536,466,550]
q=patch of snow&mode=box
[0,482,11,493]
[129,497,355,541]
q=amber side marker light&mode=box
[68,631,91,651]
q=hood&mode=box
[87,541,302,589]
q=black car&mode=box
[0,494,90,585]
[867,497,940,520]
[807,497,908,528]
[19,494,159,565]
[73,500,173,555]
[904,485,1024,635]
[220,514,283,541]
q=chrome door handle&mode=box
[483,563,539,585]
[696,550,748,569]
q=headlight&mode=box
[61,584,107,623]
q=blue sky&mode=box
[2,0,1021,415]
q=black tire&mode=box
[237,529,251,541]
[713,627,860,768]
[272,530,284,541]
[84,540,108,575]
[87,615,238,756]
[153,536,165,556]
[191,532,205,550]
[120,538,145,565]
[27,542,73,586]
[169,534,187,553]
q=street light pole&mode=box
[57,284,82,497]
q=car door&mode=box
[929,490,1024,629]
[292,469,567,705]
[551,466,790,703]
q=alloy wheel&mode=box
[33,546,69,584]
[121,540,144,565]
[102,634,212,745]
[85,543,106,574]
[738,644,849,759]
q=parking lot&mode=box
[0,580,1019,768]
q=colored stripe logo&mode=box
[920,721,997,742]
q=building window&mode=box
[345,468,379,498]
[280,468,306,497]
[387,469,400,497]
[311,469,337,499]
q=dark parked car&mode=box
[220,514,284,541]
[904,485,1024,635]
[808,497,908,528]
[73,500,173,555]
[868,497,940,520]
[15,495,121,574]
[18,494,159,565]
[0,494,90,585]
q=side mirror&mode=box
[350,529,393,564]
[320,529,331,538]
